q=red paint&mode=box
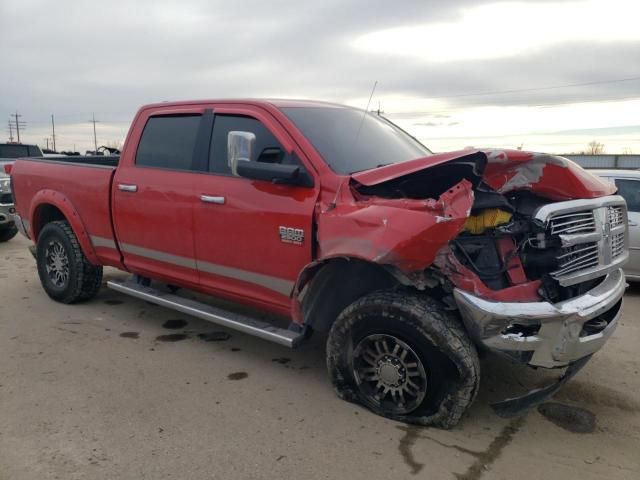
[10,100,616,317]
[496,237,528,286]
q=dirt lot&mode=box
[1,235,639,479]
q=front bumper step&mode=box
[107,279,304,348]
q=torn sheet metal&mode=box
[352,148,615,201]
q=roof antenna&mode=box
[355,80,378,142]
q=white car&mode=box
[593,169,640,281]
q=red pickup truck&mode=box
[11,99,628,428]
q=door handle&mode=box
[118,183,138,193]
[201,195,225,205]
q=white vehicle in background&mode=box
[593,169,640,280]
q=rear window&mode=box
[0,144,43,158]
[136,115,201,170]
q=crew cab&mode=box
[10,100,628,428]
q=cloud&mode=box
[1,0,638,153]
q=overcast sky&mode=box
[1,0,639,154]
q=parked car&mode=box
[592,169,639,280]
[0,162,18,242]
[9,100,628,428]
[0,143,43,242]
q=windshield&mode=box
[280,106,431,174]
[0,144,43,158]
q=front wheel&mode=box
[36,220,103,303]
[0,224,18,242]
[326,291,480,429]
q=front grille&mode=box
[611,232,625,258]
[549,210,596,235]
[554,242,599,277]
[608,206,624,227]
[534,196,629,286]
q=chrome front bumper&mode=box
[454,268,626,368]
[11,212,30,238]
[0,202,15,226]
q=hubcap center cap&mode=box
[377,357,404,387]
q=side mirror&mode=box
[236,160,314,188]
[227,131,256,176]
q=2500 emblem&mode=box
[279,226,304,245]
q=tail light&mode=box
[3,164,12,174]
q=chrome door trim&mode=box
[118,184,138,192]
[200,195,225,204]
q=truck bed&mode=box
[11,157,121,267]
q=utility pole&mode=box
[44,137,49,150]
[10,111,26,143]
[89,113,99,154]
[7,122,14,142]
[51,114,57,152]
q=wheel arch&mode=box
[30,190,99,265]
[295,256,405,333]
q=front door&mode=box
[191,106,318,311]
[614,177,640,278]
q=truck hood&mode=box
[351,149,615,201]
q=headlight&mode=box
[0,177,10,194]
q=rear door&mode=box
[190,105,319,310]
[614,177,640,278]
[112,107,209,288]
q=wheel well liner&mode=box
[300,258,398,332]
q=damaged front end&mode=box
[326,149,627,367]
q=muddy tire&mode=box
[326,291,480,429]
[36,220,103,303]
[0,224,18,242]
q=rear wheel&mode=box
[326,291,480,428]
[0,224,18,242]
[36,220,103,303]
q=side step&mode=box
[107,279,304,348]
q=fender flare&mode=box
[29,189,100,265]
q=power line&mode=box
[386,93,640,118]
[415,76,640,101]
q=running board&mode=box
[107,280,303,348]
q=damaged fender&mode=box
[316,178,474,272]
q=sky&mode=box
[1,0,639,154]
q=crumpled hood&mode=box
[351,149,615,201]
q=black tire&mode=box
[326,291,480,429]
[0,224,18,242]
[36,220,103,303]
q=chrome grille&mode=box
[611,232,625,258]
[534,196,629,286]
[608,205,624,227]
[549,210,596,235]
[554,243,599,277]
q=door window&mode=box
[136,115,201,170]
[209,115,291,175]
[616,179,640,212]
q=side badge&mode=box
[279,226,304,245]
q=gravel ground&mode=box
[1,235,639,479]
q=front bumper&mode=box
[454,268,626,368]
[0,202,16,226]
